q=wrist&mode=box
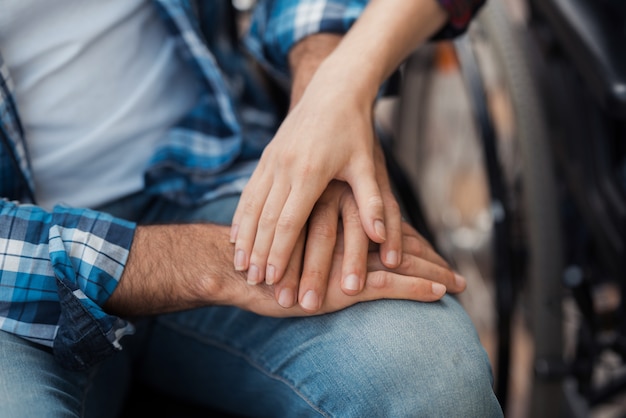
[105,224,241,316]
[311,53,381,105]
[287,34,381,110]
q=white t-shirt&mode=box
[0,0,201,210]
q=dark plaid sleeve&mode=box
[435,0,487,38]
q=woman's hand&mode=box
[230,77,392,286]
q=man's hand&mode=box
[273,175,403,312]
[247,219,465,317]
[104,215,465,318]
[272,181,466,313]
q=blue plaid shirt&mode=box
[0,0,484,370]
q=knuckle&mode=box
[242,197,261,215]
[343,209,362,226]
[412,240,424,257]
[281,150,297,166]
[302,268,326,288]
[367,195,384,211]
[250,247,270,262]
[386,199,401,216]
[308,221,336,240]
[409,280,430,297]
[258,211,280,228]
[398,255,414,271]
[367,272,389,290]
[297,161,317,177]
[276,213,298,232]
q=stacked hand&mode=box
[228,200,466,317]
[109,202,465,318]
[228,0,452,311]
[230,79,401,288]
[269,181,466,314]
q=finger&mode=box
[298,199,339,312]
[233,172,271,272]
[274,228,307,308]
[343,157,386,244]
[265,181,327,286]
[401,222,450,269]
[359,270,447,302]
[231,164,266,243]
[378,193,403,269]
[373,143,403,268]
[366,249,465,294]
[247,182,291,285]
[339,193,369,296]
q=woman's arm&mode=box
[232,0,450,287]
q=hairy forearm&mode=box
[105,224,239,316]
[106,212,460,319]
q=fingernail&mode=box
[432,283,446,296]
[301,290,319,311]
[266,264,276,285]
[278,288,294,308]
[234,249,246,271]
[247,264,260,285]
[229,224,239,244]
[374,219,386,241]
[386,250,399,266]
[343,274,360,291]
[455,273,467,288]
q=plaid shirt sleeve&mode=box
[245,0,486,80]
[0,199,136,370]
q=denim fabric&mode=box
[0,192,502,417]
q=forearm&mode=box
[310,0,447,104]
[106,223,240,316]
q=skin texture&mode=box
[230,0,449,300]
[105,212,465,318]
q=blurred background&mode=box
[379,0,626,416]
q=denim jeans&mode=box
[0,192,503,417]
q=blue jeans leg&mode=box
[140,297,502,417]
[0,331,90,417]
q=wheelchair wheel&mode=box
[392,0,564,416]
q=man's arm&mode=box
[106,213,458,319]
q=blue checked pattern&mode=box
[0,0,483,370]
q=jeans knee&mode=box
[308,298,502,417]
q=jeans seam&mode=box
[157,317,330,418]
